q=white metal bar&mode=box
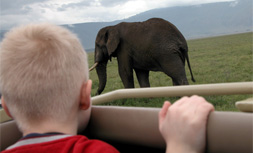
[92,82,253,105]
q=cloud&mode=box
[57,1,92,11]
[229,0,238,7]
[0,0,33,15]
[100,0,130,7]
[0,0,236,30]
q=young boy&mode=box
[0,23,119,153]
[0,23,214,153]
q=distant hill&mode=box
[1,0,252,50]
[125,0,252,38]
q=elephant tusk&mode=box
[89,62,98,71]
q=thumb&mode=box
[159,101,171,126]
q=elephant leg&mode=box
[135,69,150,87]
[118,64,135,88]
[162,56,189,86]
[172,77,189,85]
[169,67,189,85]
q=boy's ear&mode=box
[1,97,13,118]
[80,80,92,110]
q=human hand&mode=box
[159,95,214,153]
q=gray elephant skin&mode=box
[90,18,195,95]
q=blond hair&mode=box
[0,23,89,130]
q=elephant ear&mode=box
[106,28,120,57]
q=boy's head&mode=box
[0,23,91,132]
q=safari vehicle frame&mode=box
[1,82,253,153]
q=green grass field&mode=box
[88,32,253,111]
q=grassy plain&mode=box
[88,32,253,111]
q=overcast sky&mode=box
[0,0,235,30]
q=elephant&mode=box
[90,18,195,95]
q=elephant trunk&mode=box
[95,61,108,95]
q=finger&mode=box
[185,95,207,110]
[171,96,189,108]
[197,103,215,117]
[159,101,171,125]
[175,95,201,111]
[181,96,210,116]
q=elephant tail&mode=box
[184,49,196,82]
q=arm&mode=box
[159,95,214,153]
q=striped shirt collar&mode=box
[6,132,72,150]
